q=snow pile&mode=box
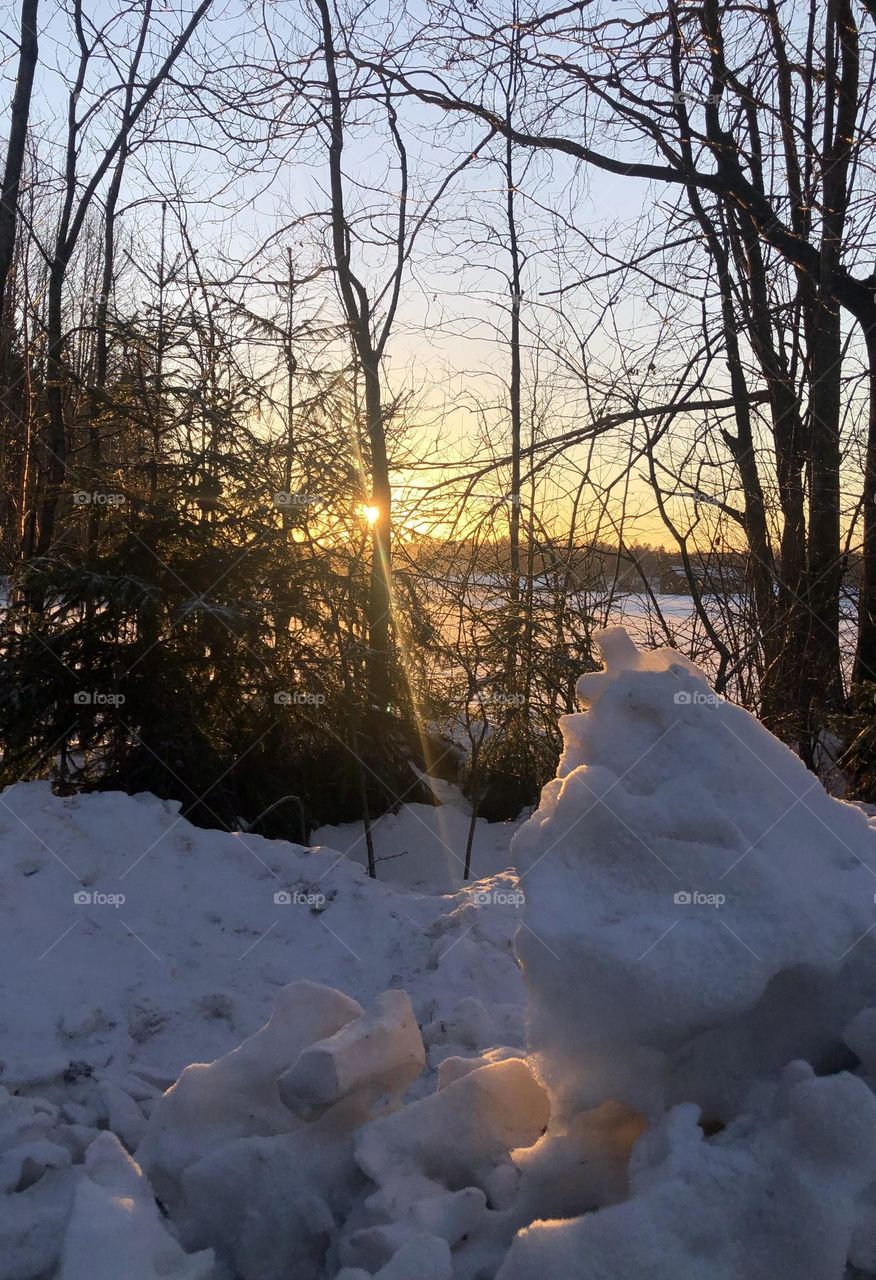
[3,630,876,1278]
[58,1132,213,1280]
[134,979,550,1280]
[137,981,433,1278]
[499,1062,876,1280]
[0,781,524,1087]
[0,778,522,1280]
[0,1088,78,1280]
[344,1054,549,1273]
[0,1084,210,1280]
[513,627,876,1120]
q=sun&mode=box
[361,504,380,526]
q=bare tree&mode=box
[0,0,38,317]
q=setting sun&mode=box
[361,504,380,526]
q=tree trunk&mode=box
[855,323,876,685]
[363,357,392,712]
[0,0,39,315]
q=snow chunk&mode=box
[278,989,424,1113]
[58,1132,213,1280]
[0,1088,77,1280]
[498,1065,876,1280]
[179,1129,348,1277]
[513,627,876,1118]
[137,980,362,1212]
[356,1057,549,1208]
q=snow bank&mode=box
[0,782,524,1088]
[513,627,876,1119]
[312,781,519,892]
[4,630,876,1279]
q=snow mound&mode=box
[0,782,525,1087]
[133,980,552,1279]
[5,632,876,1278]
[512,627,876,1118]
[498,1063,876,1280]
[138,981,434,1277]
[136,979,364,1216]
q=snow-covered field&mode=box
[1,629,875,1279]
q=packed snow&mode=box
[1,628,875,1279]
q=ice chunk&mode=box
[57,1132,213,1280]
[356,1058,549,1207]
[137,980,361,1210]
[279,989,424,1112]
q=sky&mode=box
[0,0,796,551]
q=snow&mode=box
[312,780,520,892]
[57,1133,214,1280]
[0,782,524,1089]
[279,989,424,1112]
[513,625,876,1119]
[498,1064,876,1280]
[2,628,876,1278]
[136,980,365,1219]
